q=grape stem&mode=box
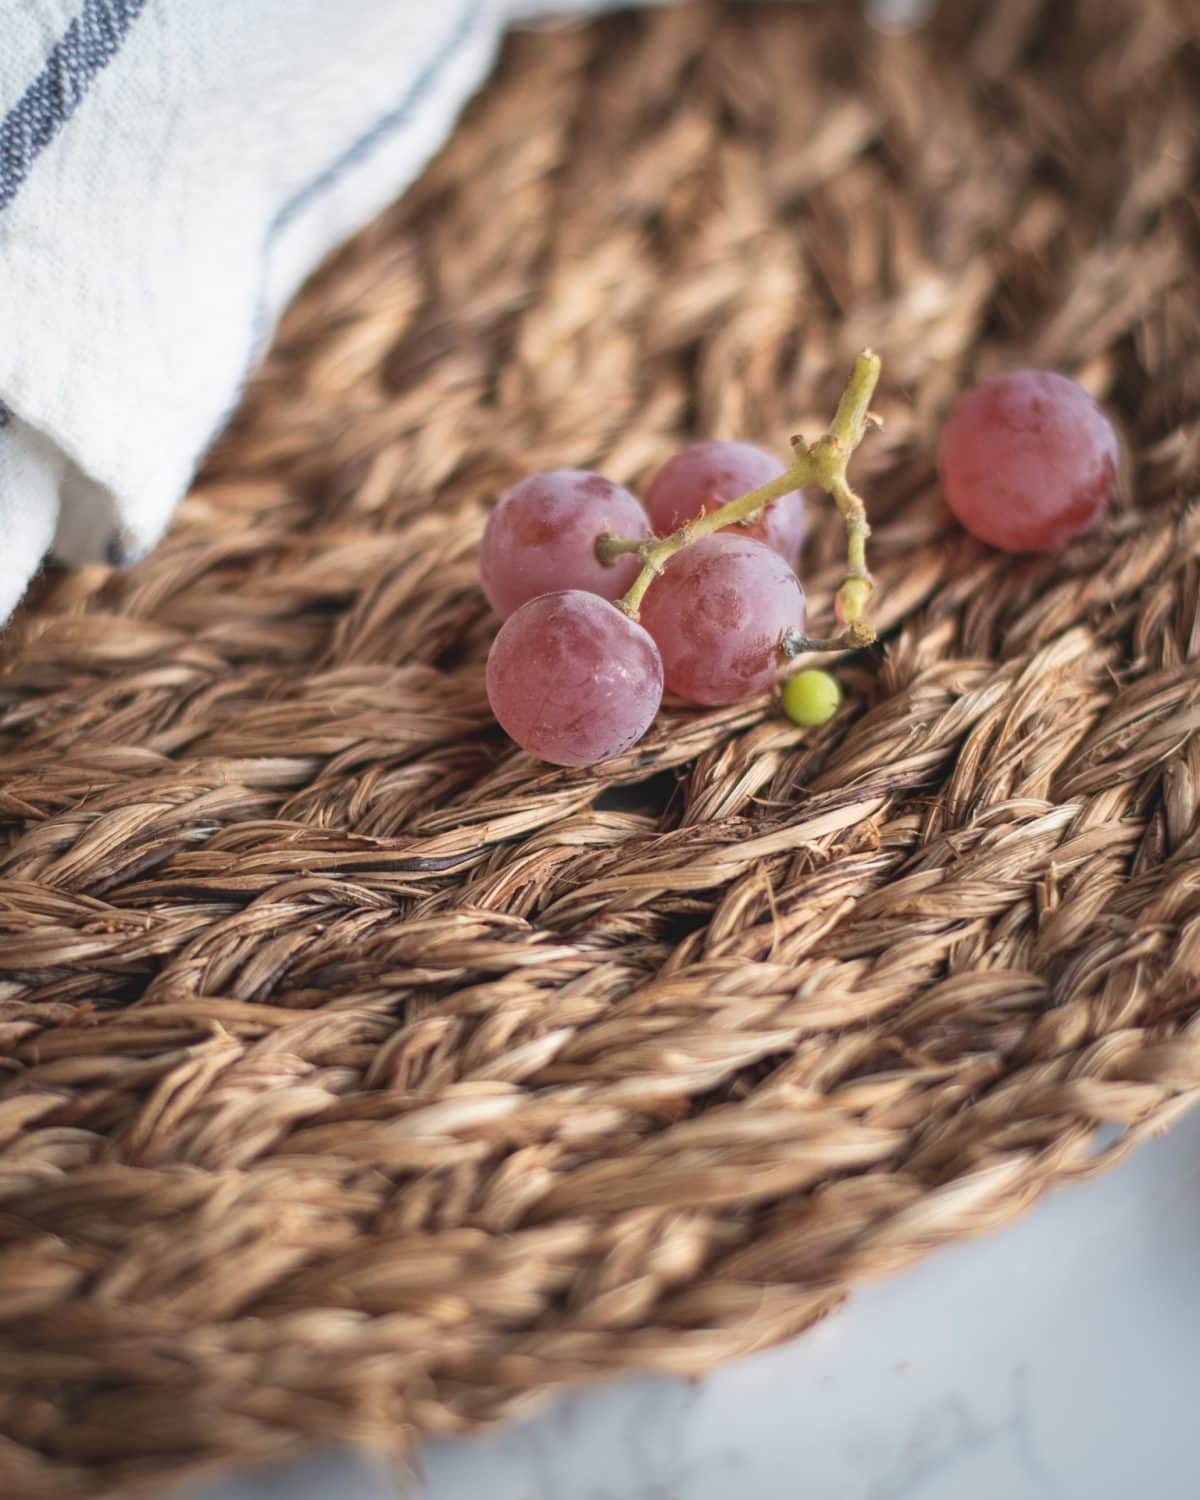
[597,349,882,646]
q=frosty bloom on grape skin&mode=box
[486,591,664,767]
[640,534,806,707]
[643,440,807,563]
[480,470,653,618]
[938,370,1120,553]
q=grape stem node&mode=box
[596,350,883,644]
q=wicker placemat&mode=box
[2,2,1199,1495]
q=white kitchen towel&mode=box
[0,0,505,621]
[0,0,915,624]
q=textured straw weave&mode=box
[2,2,1200,1495]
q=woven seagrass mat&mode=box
[2,1,1200,1495]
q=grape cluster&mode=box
[480,356,1121,767]
[483,442,811,765]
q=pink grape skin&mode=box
[639,534,806,707]
[486,591,663,766]
[480,470,653,618]
[938,370,1120,553]
[643,441,807,562]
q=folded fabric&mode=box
[0,0,914,624]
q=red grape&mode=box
[480,470,652,618]
[640,535,806,706]
[643,441,806,562]
[938,370,1119,553]
[486,591,663,766]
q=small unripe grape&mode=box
[643,441,807,562]
[640,534,806,706]
[781,669,841,727]
[938,370,1119,553]
[480,470,653,618]
[486,591,663,766]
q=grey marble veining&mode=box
[189,1108,1200,1500]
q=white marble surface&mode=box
[194,1107,1200,1500]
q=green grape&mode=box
[781,669,841,727]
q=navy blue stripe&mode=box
[0,0,151,214]
[269,0,487,246]
[199,0,487,462]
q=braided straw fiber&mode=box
[2,1,1200,1494]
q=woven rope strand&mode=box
[1,2,1199,1496]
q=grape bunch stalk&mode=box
[483,351,883,767]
